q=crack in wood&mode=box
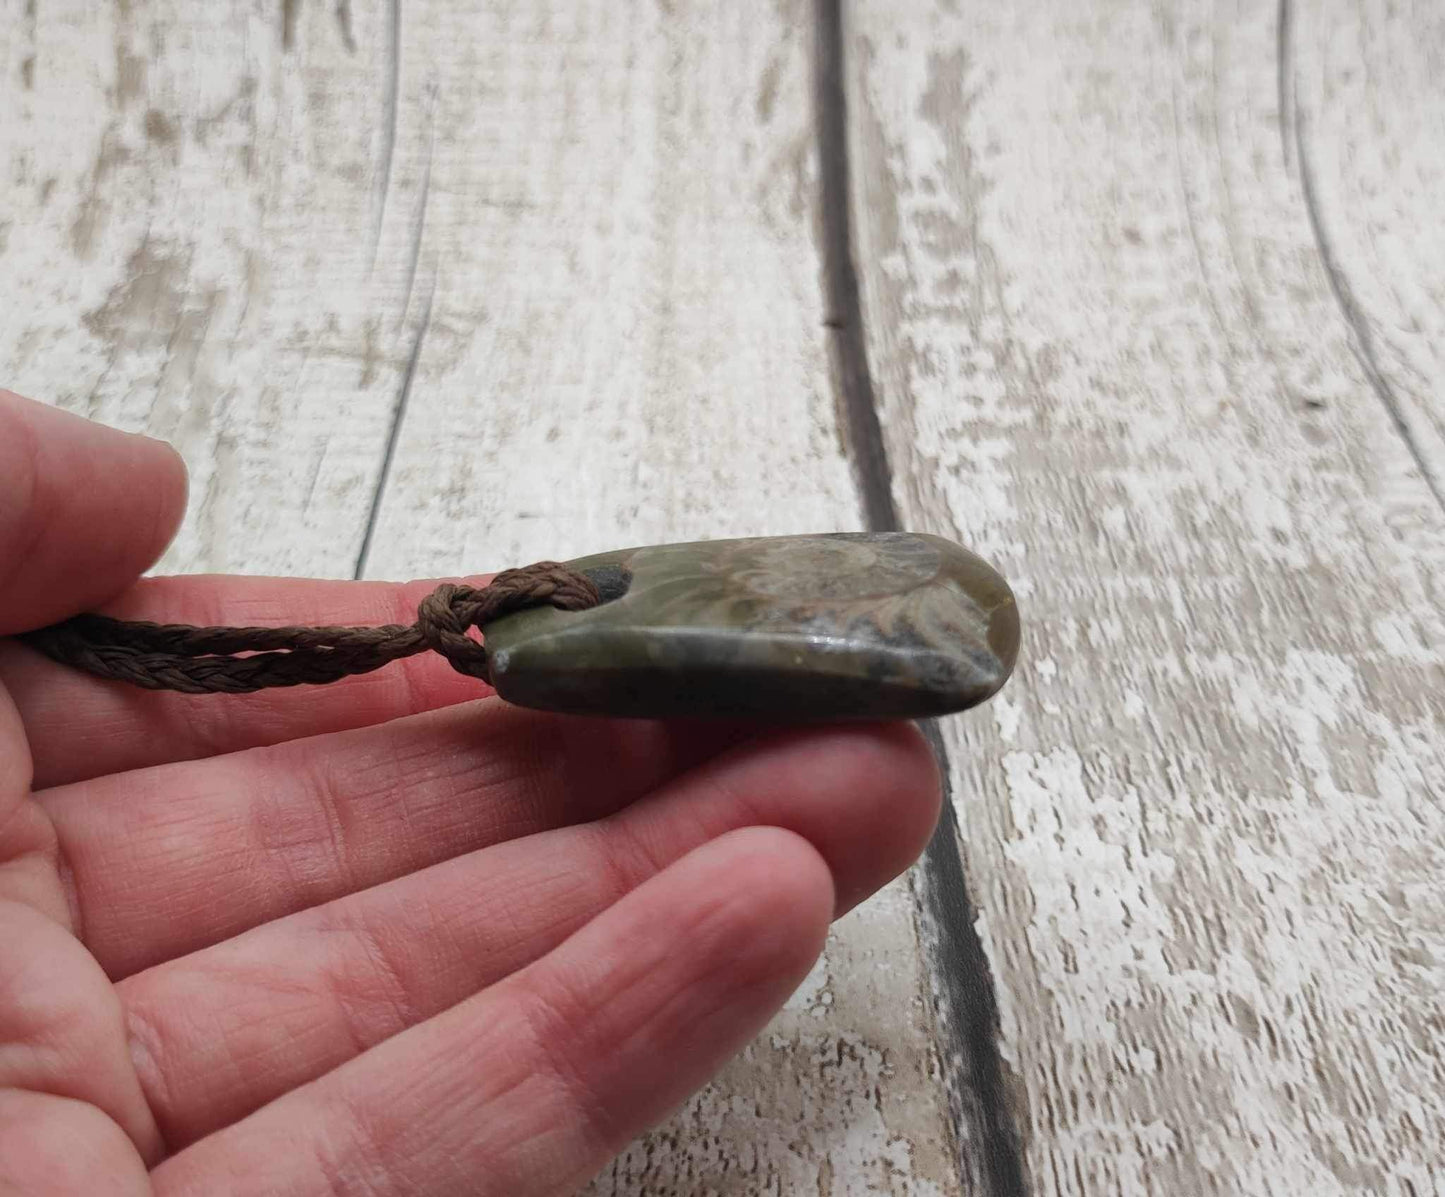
[399,112,434,339]
[355,37,437,581]
[1281,0,1445,511]
[813,2,1027,1193]
[814,0,895,535]
[372,0,402,265]
[354,278,434,580]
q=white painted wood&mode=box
[3,3,970,1192]
[850,1,1445,1194]
[353,3,861,575]
[0,0,422,577]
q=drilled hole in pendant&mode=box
[584,564,634,605]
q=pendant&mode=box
[481,532,1019,720]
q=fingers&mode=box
[41,702,751,977]
[0,899,162,1162]
[150,827,834,1197]
[0,391,187,635]
[2,574,506,788]
[0,681,48,917]
[119,724,938,1148]
[0,1091,151,1197]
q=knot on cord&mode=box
[415,566,602,681]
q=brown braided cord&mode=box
[17,563,600,695]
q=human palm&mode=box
[0,391,941,1196]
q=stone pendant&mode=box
[481,532,1019,720]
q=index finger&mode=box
[0,390,187,635]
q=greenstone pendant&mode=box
[482,532,1019,720]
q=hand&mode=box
[0,390,942,1196]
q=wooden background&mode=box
[3,1,1442,1193]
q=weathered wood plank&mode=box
[349,5,972,1192]
[354,4,861,573]
[849,1,1445,1193]
[1,0,422,577]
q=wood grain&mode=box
[1,0,422,577]
[353,2,861,577]
[848,1,1445,1193]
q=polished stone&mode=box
[481,532,1020,720]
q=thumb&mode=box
[0,391,188,635]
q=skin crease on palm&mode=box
[0,389,944,1197]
